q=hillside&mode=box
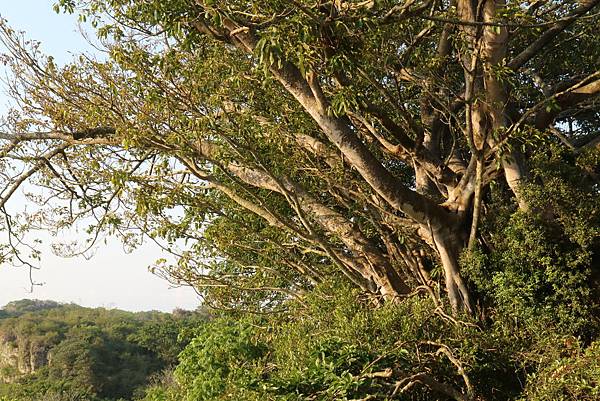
[0,300,206,401]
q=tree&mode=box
[0,0,598,317]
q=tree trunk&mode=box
[502,151,530,211]
[431,223,473,314]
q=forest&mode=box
[0,0,599,400]
[0,299,207,401]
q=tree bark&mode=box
[431,224,473,314]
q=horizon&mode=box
[0,297,200,313]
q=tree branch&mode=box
[197,13,454,229]
[508,0,600,70]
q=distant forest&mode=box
[0,299,207,401]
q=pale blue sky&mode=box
[0,1,201,312]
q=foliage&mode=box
[141,279,600,401]
[174,318,267,401]
[522,341,600,401]
[461,144,600,336]
[0,301,206,401]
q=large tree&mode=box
[0,0,599,315]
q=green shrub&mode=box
[523,341,600,401]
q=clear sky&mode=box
[0,1,201,312]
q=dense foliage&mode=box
[0,0,599,400]
[140,278,600,401]
[0,300,205,401]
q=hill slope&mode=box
[0,300,205,401]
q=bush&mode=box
[523,341,600,401]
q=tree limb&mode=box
[508,0,600,70]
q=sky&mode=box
[0,1,201,312]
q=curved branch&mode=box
[508,0,600,70]
[535,76,600,130]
